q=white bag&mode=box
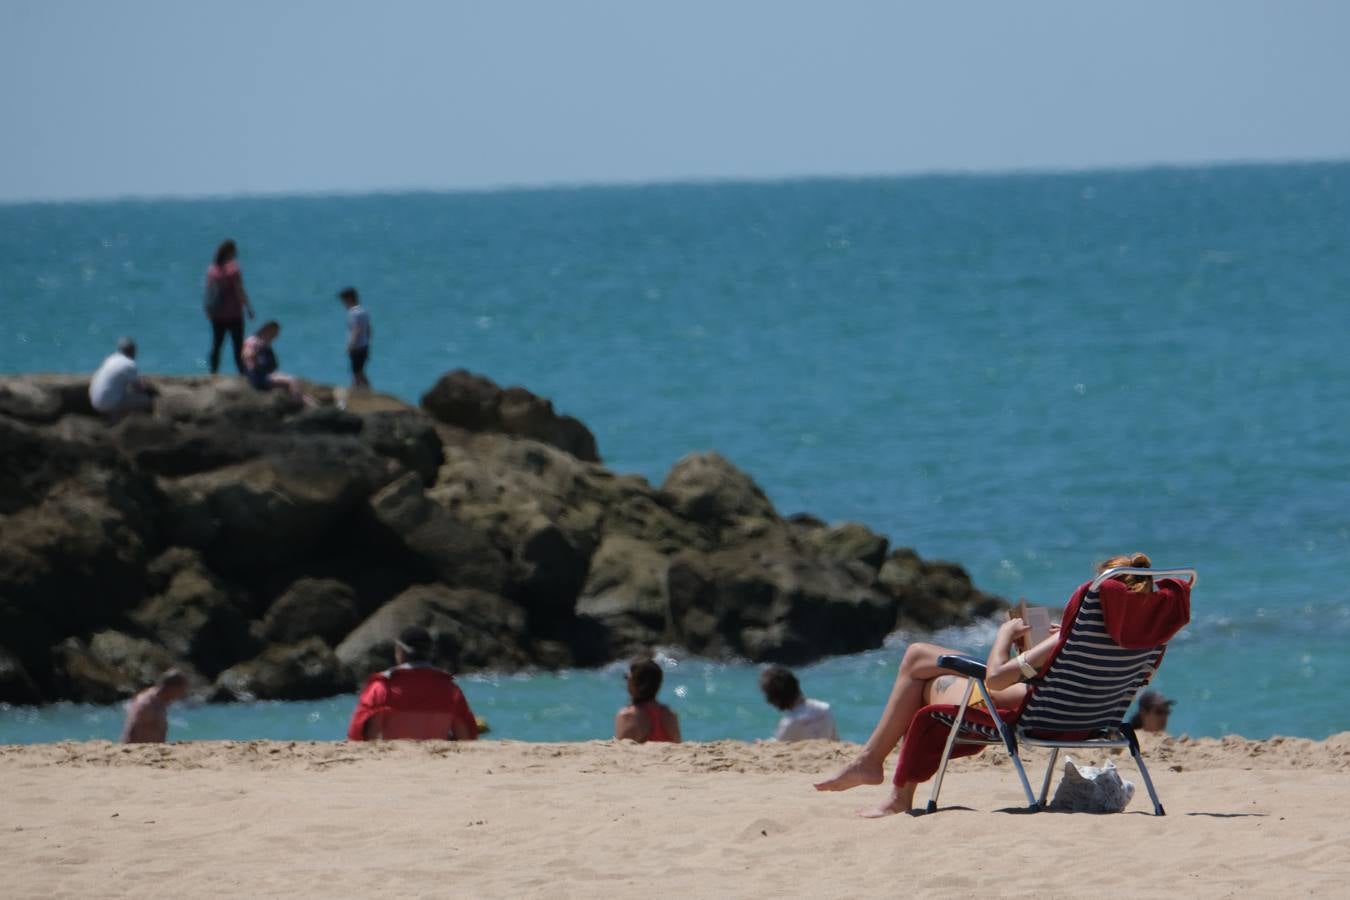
[1049,757,1135,813]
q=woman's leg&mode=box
[814,642,961,792]
[208,321,227,374]
[227,320,246,374]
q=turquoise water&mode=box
[2,163,1349,742]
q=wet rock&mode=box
[335,583,531,678]
[421,369,599,462]
[368,472,509,595]
[660,452,777,528]
[130,562,254,677]
[259,578,361,646]
[212,638,349,701]
[575,535,672,655]
[0,645,42,705]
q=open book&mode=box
[1009,599,1054,654]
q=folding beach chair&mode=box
[909,565,1196,816]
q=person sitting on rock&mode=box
[121,669,189,743]
[760,665,839,741]
[346,626,479,741]
[89,337,157,423]
[614,656,681,743]
[242,320,308,402]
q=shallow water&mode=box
[2,163,1349,741]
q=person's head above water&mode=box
[257,320,281,341]
[394,625,434,664]
[759,665,803,711]
[1098,551,1154,592]
[116,336,137,360]
[214,239,237,267]
[626,657,663,704]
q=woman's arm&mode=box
[614,707,643,741]
[984,618,1060,691]
[665,709,682,743]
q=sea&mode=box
[2,163,1348,745]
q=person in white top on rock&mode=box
[338,286,372,390]
[761,665,839,741]
[89,337,156,423]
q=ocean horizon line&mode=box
[3,154,1348,210]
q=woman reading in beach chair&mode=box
[814,553,1181,817]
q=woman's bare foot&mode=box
[814,756,885,792]
[858,782,917,818]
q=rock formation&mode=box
[0,369,1004,704]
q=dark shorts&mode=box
[246,370,273,391]
[349,346,369,375]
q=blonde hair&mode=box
[1098,552,1153,592]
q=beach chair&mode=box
[907,565,1196,816]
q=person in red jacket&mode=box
[346,626,478,741]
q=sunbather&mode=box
[814,553,1157,818]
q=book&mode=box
[1009,599,1054,654]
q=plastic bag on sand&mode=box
[1050,757,1135,813]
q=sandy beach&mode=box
[4,733,1349,899]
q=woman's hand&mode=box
[997,617,1031,650]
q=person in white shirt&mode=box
[338,286,372,389]
[761,665,839,741]
[89,337,156,422]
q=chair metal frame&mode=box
[923,566,1197,817]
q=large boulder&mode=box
[212,638,348,701]
[357,409,444,485]
[878,550,1005,629]
[258,578,361,646]
[0,645,42,705]
[660,452,778,528]
[794,520,890,571]
[159,440,397,571]
[368,472,509,595]
[421,369,599,462]
[575,535,672,654]
[0,469,156,657]
[50,637,141,703]
[111,415,260,476]
[83,630,200,692]
[665,528,898,664]
[335,583,531,678]
[130,561,254,676]
[0,374,94,423]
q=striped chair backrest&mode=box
[1017,587,1163,735]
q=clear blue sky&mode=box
[3,0,1349,202]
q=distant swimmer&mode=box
[89,336,157,423]
[614,657,681,743]
[338,286,372,390]
[121,669,190,743]
[204,239,254,374]
[346,626,479,741]
[760,665,839,741]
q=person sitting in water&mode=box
[89,337,157,423]
[815,553,1188,817]
[614,657,681,743]
[121,669,189,743]
[760,665,839,741]
[346,626,479,741]
[1129,689,1176,734]
[241,320,310,402]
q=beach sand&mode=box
[3,733,1349,899]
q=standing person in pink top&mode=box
[203,238,255,374]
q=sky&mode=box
[2,0,1349,203]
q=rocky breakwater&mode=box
[0,369,1004,705]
